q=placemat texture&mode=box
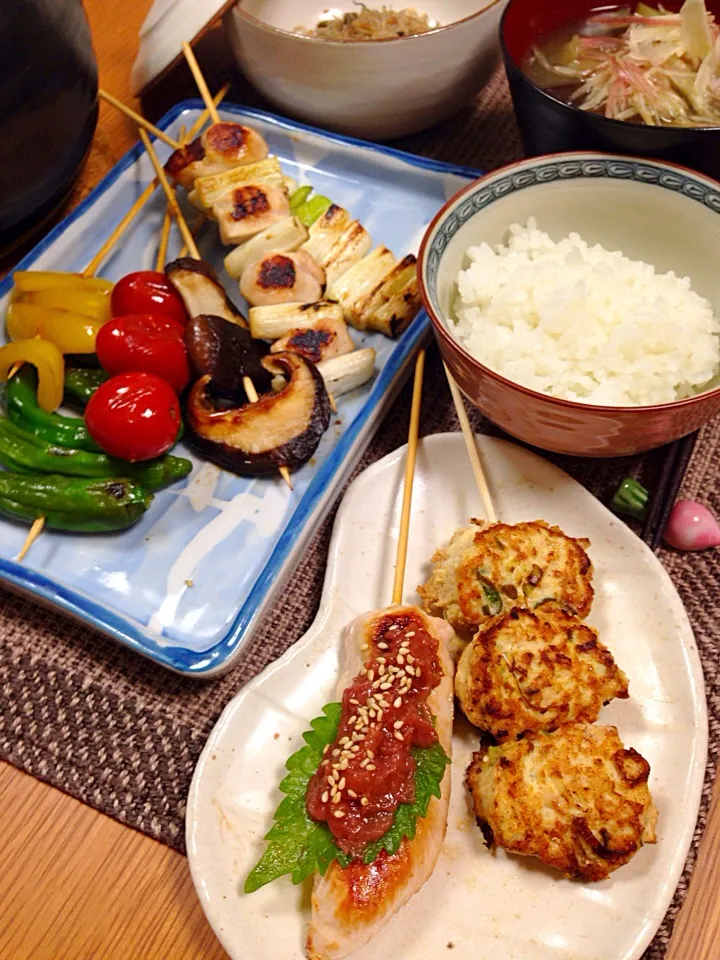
[1,69,718,959]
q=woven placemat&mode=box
[1,69,718,958]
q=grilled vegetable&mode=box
[223,216,309,280]
[111,271,189,326]
[611,477,649,522]
[249,299,344,340]
[0,417,191,490]
[185,314,272,401]
[7,368,100,451]
[240,250,325,307]
[301,204,372,286]
[20,286,111,323]
[165,257,247,328]
[0,339,64,412]
[328,248,420,337]
[64,368,109,406]
[0,474,152,533]
[186,352,331,475]
[270,312,354,364]
[95,314,190,394]
[194,157,286,209]
[6,301,103,354]
[316,348,376,397]
[11,272,113,298]
[293,193,333,227]
[289,185,312,212]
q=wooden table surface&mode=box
[0,1,718,957]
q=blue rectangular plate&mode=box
[0,100,477,676]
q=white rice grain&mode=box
[452,219,720,406]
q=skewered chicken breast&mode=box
[240,250,325,307]
[466,723,657,882]
[164,122,269,190]
[419,519,594,637]
[213,183,291,246]
[270,312,355,364]
[455,601,628,741]
[306,605,455,960]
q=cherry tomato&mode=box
[110,271,188,326]
[96,313,190,393]
[85,372,181,462]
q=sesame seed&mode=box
[388,624,399,631]
[338,777,346,790]
[332,748,340,757]
[406,654,415,664]
[377,710,384,721]
[351,744,360,753]
[321,791,329,802]
[349,698,359,705]
[339,737,349,746]
[377,657,386,664]
[332,770,340,781]
[380,682,392,690]
[378,665,386,676]
[377,642,388,650]
[368,670,375,681]
[406,666,416,676]
[369,709,376,719]
[322,745,329,755]
[348,789,358,798]
[367,749,375,759]
[348,715,357,725]
[332,792,341,804]
[327,776,334,786]
[397,655,405,665]
[361,797,369,806]
[372,679,382,689]
[405,631,416,638]
[394,719,404,729]
[334,810,345,818]
[393,697,402,708]
[340,758,349,770]
[356,734,366,741]
[394,731,404,741]
[366,764,376,771]
[360,758,369,768]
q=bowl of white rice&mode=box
[418,152,720,456]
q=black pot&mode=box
[501,0,720,180]
[0,0,99,254]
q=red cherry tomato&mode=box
[110,271,188,326]
[85,372,181,462]
[96,313,190,393]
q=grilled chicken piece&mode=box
[163,122,269,190]
[240,250,325,307]
[213,183,291,246]
[306,605,455,960]
[269,312,354,364]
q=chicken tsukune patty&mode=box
[455,601,629,741]
[418,519,594,636]
[466,723,657,882]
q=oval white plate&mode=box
[187,433,708,960]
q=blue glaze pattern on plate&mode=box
[0,100,478,676]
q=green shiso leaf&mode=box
[244,703,450,893]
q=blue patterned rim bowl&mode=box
[417,152,720,458]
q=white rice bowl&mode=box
[452,219,720,406]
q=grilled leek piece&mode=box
[194,157,286,209]
[317,348,376,397]
[249,300,344,341]
[224,217,309,280]
[301,204,372,287]
[328,247,420,336]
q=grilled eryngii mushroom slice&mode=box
[213,183,292,246]
[165,257,247,328]
[223,217,309,280]
[240,250,325,307]
[164,122,269,191]
[194,157,285,209]
[269,312,354,364]
[185,352,331,476]
[249,299,343,341]
[328,248,421,337]
[316,347,376,397]
[300,204,372,286]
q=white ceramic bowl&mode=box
[223,0,507,140]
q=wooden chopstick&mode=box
[641,431,699,550]
[648,431,699,551]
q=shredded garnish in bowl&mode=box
[527,0,720,126]
[298,3,436,41]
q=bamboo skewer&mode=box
[82,183,157,279]
[182,43,221,126]
[391,349,426,605]
[139,128,294,492]
[443,363,496,523]
[99,89,181,149]
[156,210,172,272]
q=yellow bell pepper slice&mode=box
[21,287,111,322]
[6,302,103,354]
[0,339,64,412]
[12,271,114,297]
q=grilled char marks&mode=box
[231,186,271,222]
[283,329,332,363]
[258,254,296,290]
[164,137,204,178]
[205,122,250,155]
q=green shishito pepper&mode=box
[7,368,101,451]
[289,186,332,227]
[0,417,192,491]
[0,473,152,532]
[63,367,109,406]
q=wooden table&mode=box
[0,1,718,957]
